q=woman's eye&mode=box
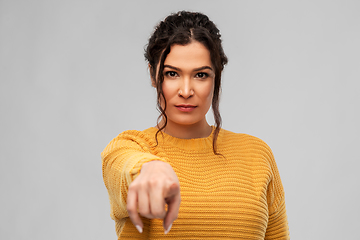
[196,72,209,79]
[165,71,178,78]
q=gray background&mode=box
[1,0,359,239]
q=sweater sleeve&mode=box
[264,146,290,240]
[101,130,166,221]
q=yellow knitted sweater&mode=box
[102,127,290,239]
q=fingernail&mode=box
[164,223,172,234]
[135,225,143,233]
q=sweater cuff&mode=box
[126,152,166,180]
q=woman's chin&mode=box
[168,118,206,127]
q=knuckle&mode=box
[129,181,147,192]
[126,206,135,214]
[138,205,150,215]
[152,209,165,219]
[139,180,148,188]
[148,178,159,187]
[128,183,138,192]
[139,209,151,218]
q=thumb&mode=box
[165,182,179,199]
[163,183,181,234]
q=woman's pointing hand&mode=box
[126,161,181,234]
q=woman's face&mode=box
[157,41,215,127]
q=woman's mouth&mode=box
[175,104,197,112]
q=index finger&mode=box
[163,184,181,233]
[127,188,143,233]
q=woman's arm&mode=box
[264,147,290,239]
[101,131,180,234]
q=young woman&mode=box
[102,11,290,239]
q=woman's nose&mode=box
[178,78,194,99]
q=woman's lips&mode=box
[175,105,197,112]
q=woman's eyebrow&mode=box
[163,65,181,71]
[163,65,213,72]
[193,66,213,71]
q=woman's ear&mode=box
[148,64,156,88]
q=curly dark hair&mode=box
[144,11,228,154]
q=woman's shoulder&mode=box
[219,128,276,167]
[107,127,157,144]
[102,128,158,153]
[219,128,272,152]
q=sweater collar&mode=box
[145,126,217,151]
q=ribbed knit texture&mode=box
[102,127,290,239]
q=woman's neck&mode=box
[157,119,212,139]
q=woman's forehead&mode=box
[164,42,212,70]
